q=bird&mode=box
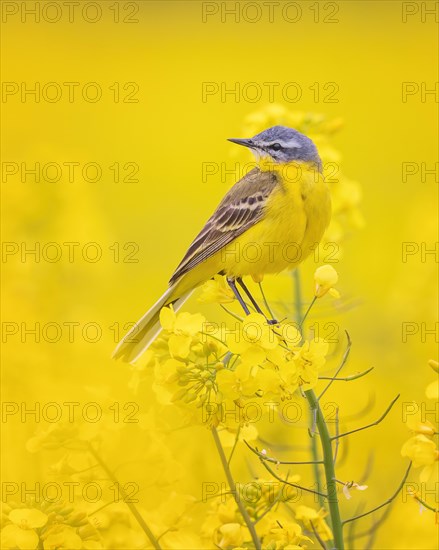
[113,125,331,363]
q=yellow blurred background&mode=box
[2,1,438,548]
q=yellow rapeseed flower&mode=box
[293,340,329,390]
[256,358,300,400]
[294,505,333,541]
[426,380,439,400]
[198,275,235,304]
[428,359,439,373]
[218,423,258,448]
[227,313,279,364]
[160,305,206,358]
[1,509,48,550]
[267,520,313,549]
[217,522,247,547]
[215,363,259,401]
[405,404,436,436]
[401,435,439,482]
[314,265,340,299]
[43,525,83,550]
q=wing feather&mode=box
[169,168,279,284]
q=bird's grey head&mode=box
[228,125,321,170]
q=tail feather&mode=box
[112,285,192,363]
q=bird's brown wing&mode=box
[169,167,279,284]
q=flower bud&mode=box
[314,265,339,298]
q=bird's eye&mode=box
[271,143,282,151]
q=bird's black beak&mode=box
[227,138,255,149]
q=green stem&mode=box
[332,394,399,441]
[211,427,261,550]
[228,425,241,466]
[293,269,325,510]
[318,366,374,382]
[310,415,325,510]
[258,457,327,498]
[411,493,439,513]
[244,440,323,465]
[258,281,276,320]
[293,269,303,324]
[300,295,317,328]
[305,390,344,550]
[87,443,162,550]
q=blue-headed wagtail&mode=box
[113,126,331,363]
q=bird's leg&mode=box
[227,278,251,316]
[236,277,278,325]
[236,278,265,315]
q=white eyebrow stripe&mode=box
[267,139,301,148]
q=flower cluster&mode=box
[1,500,102,550]
[401,360,439,482]
[200,487,325,550]
[150,292,330,437]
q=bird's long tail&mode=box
[112,284,192,363]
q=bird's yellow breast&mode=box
[171,160,331,298]
[220,159,331,278]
